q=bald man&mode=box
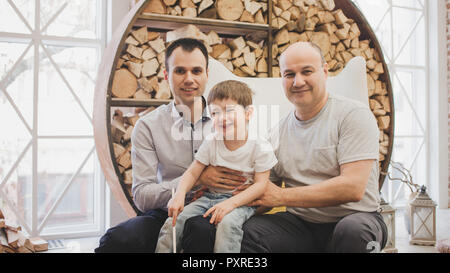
[239,42,388,253]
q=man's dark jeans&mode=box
[95,210,215,253]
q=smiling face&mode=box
[209,98,252,141]
[164,47,209,107]
[280,42,329,117]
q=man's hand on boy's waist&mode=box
[197,165,247,191]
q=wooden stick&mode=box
[172,188,176,253]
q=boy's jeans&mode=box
[155,192,256,253]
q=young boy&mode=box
[155,80,278,253]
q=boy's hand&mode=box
[203,200,236,225]
[167,194,185,227]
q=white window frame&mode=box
[0,0,108,239]
[428,0,448,209]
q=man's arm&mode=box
[249,159,374,208]
[131,120,179,213]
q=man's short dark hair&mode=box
[165,38,209,70]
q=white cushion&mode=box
[204,56,369,132]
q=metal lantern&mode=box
[409,186,437,246]
[380,197,397,253]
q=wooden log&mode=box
[310,31,331,55]
[244,0,261,15]
[123,126,135,142]
[254,9,265,24]
[216,0,244,21]
[241,66,256,76]
[148,31,160,41]
[124,169,133,185]
[206,31,221,46]
[29,237,48,252]
[256,57,268,73]
[112,69,138,98]
[240,10,254,23]
[243,52,256,71]
[125,35,139,46]
[232,56,245,68]
[183,7,197,18]
[229,36,246,50]
[199,6,218,18]
[199,0,214,16]
[126,61,142,78]
[180,0,196,8]
[377,115,390,130]
[211,44,231,59]
[142,47,157,61]
[319,0,335,11]
[144,0,167,14]
[166,24,208,43]
[131,26,149,44]
[163,0,177,6]
[149,38,166,54]
[333,9,348,26]
[5,229,19,248]
[134,89,151,100]
[275,28,290,45]
[278,0,293,11]
[118,150,132,169]
[156,80,171,99]
[126,44,143,59]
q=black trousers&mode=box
[241,211,388,253]
[95,210,215,253]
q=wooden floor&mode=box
[44,208,450,253]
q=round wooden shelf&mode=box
[94,0,394,217]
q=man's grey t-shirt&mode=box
[268,93,381,223]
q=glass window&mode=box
[353,0,428,207]
[0,0,105,238]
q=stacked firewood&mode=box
[142,0,268,23]
[113,29,170,99]
[0,209,48,253]
[111,108,156,197]
[112,24,268,99]
[270,0,391,163]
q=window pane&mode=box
[37,139,94,229]
[0,148,33,231]
[42,44,99,118]
[1,42,34,127]
[38,45,93,136]
[392,7,424,64]
[392,68,426,136]
[0,1,32,34]
[40,0,99,39]
[392,0,423,9]
[11,0,35,30]
[0,42,32,82]
[0,95,32,183]
[388,136,426,206]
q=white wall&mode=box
[429,0,449,208]
[105,0,132,228]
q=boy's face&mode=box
[209,98,252,141]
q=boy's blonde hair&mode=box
[207,80,254,108]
